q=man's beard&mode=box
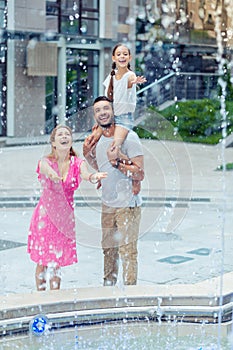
[100,122,112,129]
[98,114,114,129]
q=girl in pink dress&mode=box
[27,125,107,291]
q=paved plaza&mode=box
[1,137,233,295]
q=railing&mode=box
[136,71,220,113]
[45,71,221,133]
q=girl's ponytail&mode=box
[107,62,116,101]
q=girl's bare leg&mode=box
[35,264,47,291]
[49,267,61,290]
[111,125,129,149]
[132,180,141,195]
[112,126,141,195]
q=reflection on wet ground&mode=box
[1,139,233,294]
[1,199,233,294]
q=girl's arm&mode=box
[39,158,61,182]
[80,161,107,183]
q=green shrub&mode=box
[216,163,233,171]
[133,126,156,139]
[136,99,233,144]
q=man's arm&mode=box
[83,134,98,171]
[120,155,144,180]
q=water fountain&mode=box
[1,1,233,349]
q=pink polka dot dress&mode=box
[27,156,83,267]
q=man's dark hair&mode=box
[93,96,112,105]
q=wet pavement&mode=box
[1,137,233,294]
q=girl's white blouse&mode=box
[103,71,137,116]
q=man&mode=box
[83,96,144,286]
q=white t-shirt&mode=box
[96,131,143,208]
[103,71,137,116]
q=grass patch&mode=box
[135,99,233,145]
[216,163,233,171]
[133,126,157,139]
[190,30,216,44]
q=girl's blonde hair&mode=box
[47,124,77,159]
[107,43,132,101]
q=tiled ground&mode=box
[1,139,233,295]
[1,197,233,294]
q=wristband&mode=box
[112,158,120,169]
[89,173,98,184]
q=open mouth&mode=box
[99,115,109,122]
[60,140,69,145]
[100,118,110,125]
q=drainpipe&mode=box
[99,0,105,95]
[57,36,66,124]
[6,0,15,137]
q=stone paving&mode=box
[1,137,233,295]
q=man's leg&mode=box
[103,247,119,286]
[117,207,141,285]
[120,240,138,285]
[101,204,119,286]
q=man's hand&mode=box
[83,134,97,157]
[83,135,99,171]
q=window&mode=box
[46,1,99,37]
[0,0,6,28]
[65,48,99,131]
[61,1,99,37]
[45,1,100,133]
[66,48,99,111]
[45,49,99,133]
[118,6,129,24]
[46,0,60,33]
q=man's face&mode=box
[93,100,114,127]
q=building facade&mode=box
[2,0,136,138]
[1,0,232,138]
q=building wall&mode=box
[15,0,45,32]
[226,3,233,47]
[14,41,46,137]
[187,0,228,35]
[101,0,136,84]
[4,0,233,137]
[7,0,46,137]
[104,1,118,40]
[7,0,136,137]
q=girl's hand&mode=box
[97,172,108,180]
[131,75,147,85]
[40,159,62,182]
[48,170,62,182]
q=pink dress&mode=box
[27,156,83,267]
